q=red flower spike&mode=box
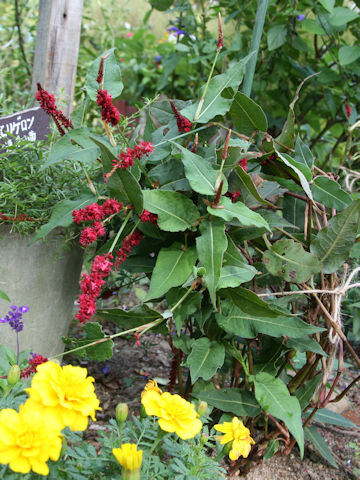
[169,100,192,133]
[97,57,105,85]
[114,230,143,270]
[96,89,120,126]
[36,83,73,134]
[139,209,158,225]
[217,12,223,52]
[226,191,241,203]
[345,101,351,119]
[107,142,154,179]
[75,253,114,324]
[21,354,48,378]
[238,158,248,171]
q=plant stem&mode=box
[134,157,154,188]
[109,209,133,253]
[194,50,220,122]
[242,0,269,97]
[50,318,164,360]
[102,120,116,147]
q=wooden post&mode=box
[32,0,84,116]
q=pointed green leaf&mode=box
[86,48,123,101]
[254,372,304,457]
[305,427,337,468]
[295,136,314,168]
[146,244,197,300]
[97,305,166,334]
[339,46,360,66]
[318,0,334,13]
[187,338,225,383]
[311,408,358,428]
[264,439,280,460]
[234,165,274,207]
[181,54,253,123]
[223,235,247,267]
[193,388,260,417]
[175,143,227,195]
[207,197,270,231]
[91,137,143,213]
[267,24,287,51]
[66,322,114,361]
[275,150,313,200]
[31,195,97,242]
[294,376,322,410]
[311,177,352,210]
[310,200,360,273]
[217,265,257,289]
[143,190,200,232]
[149,0,174,10]
[196,218,227,308]
[263,239,322,283]
[329,7,359,26]
[287,338,327,356]
[148,158,190,191]
[230,92,268,136]
[216,303,324,339]
[0,290,10,302]
[44,128,100,168]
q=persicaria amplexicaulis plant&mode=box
[34,19,360,475]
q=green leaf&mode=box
[294,375,322,410]
[121,256,155,273]
[207,197,270,231]
[230,92,268,136]
[193,388,260,417]
[91,137,143,213]
[187,338,225,383]
[300,19,325,35]
[329,7,359,26]
[85,48,123,101]
[216,303,324,339]
[263,239,322,283]
[304,427,337,468]
[311,177,352,210]
[181,54,253,123]
[275,149,313,200]
[295,136,314,169]
[166,288,203,334]
[254,372,304,457]
[196,218,227,308]
[220,287,291,318]
[65,323,114,361]
[286,338,327,356]
[217,265,257,289]
[149,0,174,10]
[310,200,360,273]
[97,305,166,334]
[318,0,334,13]
[283,194,306,232]
[31,195,96,242]
[310,408,358,428]
[267,25,287,51]
[43,128,100,168]
[143,190,200,232]
[234,166,274,207]
[339,46,360,66]
[0,290,10,302]
[148,158,190,191]
[146,244,197,300]
[264,439,279,460]
[175,143,227,195]
[223,235,247,267]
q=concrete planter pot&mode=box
[0,227,83,357]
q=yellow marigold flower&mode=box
[25,361,101,431]
[214,416,255,461]
[141,390,202,440]
[113,443,142,479]
[0,402,62,476]
[141,379,162,398]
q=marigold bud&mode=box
[116,402,129,425]
[7,364,20,386]
[197,401,208,417]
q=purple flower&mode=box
[102,364,109,375]
[0,305,29,332]
[167,26,185,35]
[297,14,305,21]
[155,55,162,62]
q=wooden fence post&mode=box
[31,0,84,116]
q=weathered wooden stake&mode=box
[31,0,84,116]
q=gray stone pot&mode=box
[0,227,83,357]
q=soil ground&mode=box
[66,295,360,480]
